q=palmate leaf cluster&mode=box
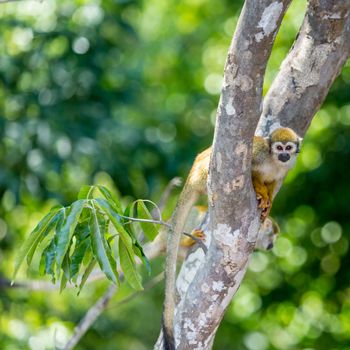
[13,185,159,293]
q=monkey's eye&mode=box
[286,145,292,151]
[277,145,283,151]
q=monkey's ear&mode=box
[296,137,303,153]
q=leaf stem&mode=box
[119,214,171,228]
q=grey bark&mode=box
[156,0,292,349]
[157,0,350,349]
[258,0,350,137]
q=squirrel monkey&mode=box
[162,127,302,349]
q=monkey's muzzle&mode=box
[278,153,290,162]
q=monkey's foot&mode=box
[256,193,271,222]
[181,229,206,247]
[260,207,270,222]
[256,193,270,209]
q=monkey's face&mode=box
[271,141,299,166]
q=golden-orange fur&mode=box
[270,127,299,143]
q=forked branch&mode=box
[155,1,292,348]
[258,0,350,136]
[162,0,350,349]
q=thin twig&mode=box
[60,240,164,349]
[62,283,118,350]
[132,199,163,224]
[2,278,79,291]
[153,177,182,219]
[118,214,171,228]
[63,273,164,350]
[0,0,40,3]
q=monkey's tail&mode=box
[162,188,198,350]
[162,318,175,350]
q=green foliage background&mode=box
[1,0,350,349]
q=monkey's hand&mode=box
[180,229,206,247]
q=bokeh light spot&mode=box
[72,37,90,55]
[321,221,342,244]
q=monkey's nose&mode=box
[278,153,290,162]
[267,242,274,250]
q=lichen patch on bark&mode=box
[212,280,224,292]
[225,98,236,116]
[255,1,283,42]
[176,248,205,297]
[235,143,248,170]
[232,175,245,190]
[235,74,253,91]
[214,224,239,247]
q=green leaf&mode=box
[60,272,68,293]
[70,223,91,282]
[136,200,158,241]
[117,202,151,273]
[49,204,64,212]
[62,252,71,280]
[95,198,135,258]
[119,239,143,291]
[97,185,123,214]
[78,185,95,200]
[75,221,91,241]
[13,210,59,281]
[27,210,63,266]
[79,207,93,225]
[55,200,85,271]
[122,203,136,238]
[133,241,151,274]
[78,257,96,295]
[90,209,119,284]
[60,252,71,292]
[39,239,57,282]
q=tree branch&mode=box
[153,177,182,219]
[155,1,292,348]
[0,0,38,3]
[258,0,350,137]
[62,273,164,350]
[160,1,350,349]
[61,239,165,350]
[62,284,118,350]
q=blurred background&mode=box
[1,0,350,349]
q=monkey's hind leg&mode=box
[261,180,279,222]
[252,177,271,221]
